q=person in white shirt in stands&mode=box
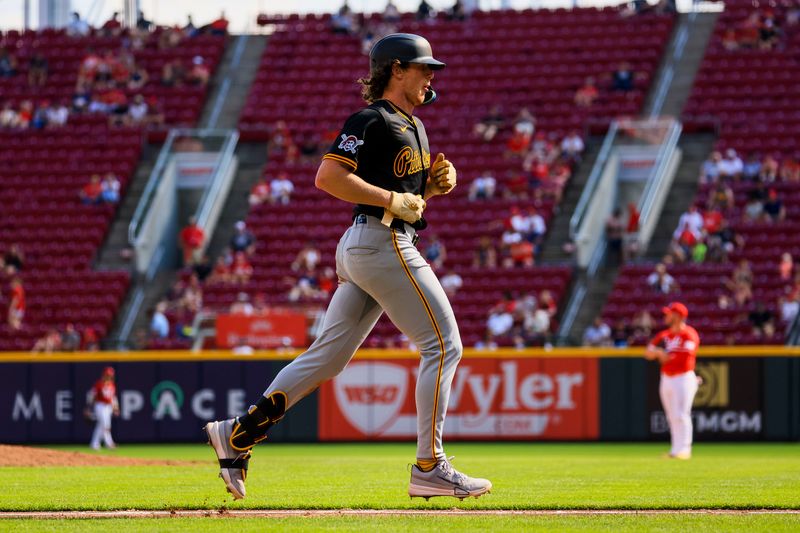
[440,270,463,297]
[66,12,91,37]
[486,308,513,339]
[672,205,704,241]
[270,172,294,205]
[560,130,585,162]
[128,94,148,124]
[46,101,69,127]
[647,263,678,294]
[150,301,170,338]
[718,148,743,180]
[468,170,496,201]
[583,317,612,346]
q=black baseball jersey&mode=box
[323,99,431,229]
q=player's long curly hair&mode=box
[358,60,407,103]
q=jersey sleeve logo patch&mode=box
[338,134,364,154]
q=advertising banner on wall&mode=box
[0,360,318,444]
[647,358,763,440]
[215,313,307,349]
[318,357,599,441]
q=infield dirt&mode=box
[0,445,199,467]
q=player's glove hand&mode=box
[386,191,425,224]
[428,153,457,195]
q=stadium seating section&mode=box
[0,29,225,350]
[606,2,800,344]
[190,8,674,348]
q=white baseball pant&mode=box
[659,370,698,456]
[90,402,115,449]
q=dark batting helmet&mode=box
[369,33,446,72]
[369,33,445,105]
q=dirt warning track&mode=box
[2,509,799,519]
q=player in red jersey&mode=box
[645,302,700,459]
[88,366,119,450]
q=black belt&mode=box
[354,214,419,245]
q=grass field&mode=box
[1,442,798,531]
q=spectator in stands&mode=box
[417,0,434,20]
[249,177,270,207]
[318,267,336,298]
[700,150,722,185]
[574,77,599,107]
[469,170,497,201]
[193,255,213,282]
[473,235,498,268]
[332,2,357,34]
[7,277,25,330]
[4,244,24,275]
[727,259,753,306]
[136,10,154,32]
[539,290,557,318]
[180,274,203,313]
[61,323,82,352]
[440,270,463,297]
[288,270,321,302]
[383,0,401,23]
[702,205,724,236]
[230,221,256,255]
[780,253,794,282]
[128,94,148,124]
[209,11,230,35]
[748,302,775,337]
[707,181,735,212]
[718,149,743,180]
[80,175,104,204]
[742,152,762,180]
[722,28,739,51]
[0,102,19,128]
[632,310,655,339]
[179,216,205,265]
[82,327,99,351]
[624,202,641,260]
[230,292,254,316]
[231,252,254,284]
[424,234,447,270]
[583,317,612,347]
[292,241,321,272]
[744,188,766,221]
[520,305,551,347]
[145,96,165,126]
[606,208,625,263]
[561,130,585,163]
[72,79,92,114]
[158,27,183,49]
[612,320,630,348]
[486,306,514,342]
[67,12,91,37]
[763,188,786,222]
[759,154,779,183]
[504,233,534,268]
[100,173,121,204]
[150,301,170,338]
[759,17,781,49]
[17,100,33,128]
[611,62,634,92]
[209,256,232,284]
[513,108,536,138]
[0,48,18,78]
[160,61,183,87]
[707,218,743,262]
[32,329,62,353]
[779,153,800,182]
[448,0,467,21]
[473,104,505,142]
[100,11,123,37]
[779,295,799,325]
[46,100,69,127]
[127,65,149,91]
[647,263,678,294]
[27,52,48,88]
[31,100,51,130]
[188,56,210,86]
[270,172,295,204]
[673,204,704,242]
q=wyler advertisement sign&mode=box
[647,358,763,440]
[318,357,599,441]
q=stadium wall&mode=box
[1,348,798,444]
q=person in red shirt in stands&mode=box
[179,216,205,265]
[88,366,119,450]
[210,12,229,35]
[645,302,700,460]
[7,277,24,330]
[80,174,103,204]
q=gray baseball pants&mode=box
[262,214,462,462]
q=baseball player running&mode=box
[645,302,700,459]
[88,366,119,450]
[205,33,491,501]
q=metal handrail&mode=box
[195,130,239,228]
[569,121,620,241]
[637,120,682,229]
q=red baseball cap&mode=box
[102,366,115,377]
[662,302,688,318]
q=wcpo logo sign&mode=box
[320,358,598,440]
[11,381,248,422]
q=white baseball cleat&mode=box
[204,419,251,500]
[408,458,492,500]
[669,451,692,460]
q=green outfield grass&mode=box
[2,515,800,533]
[0,443,798,512]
